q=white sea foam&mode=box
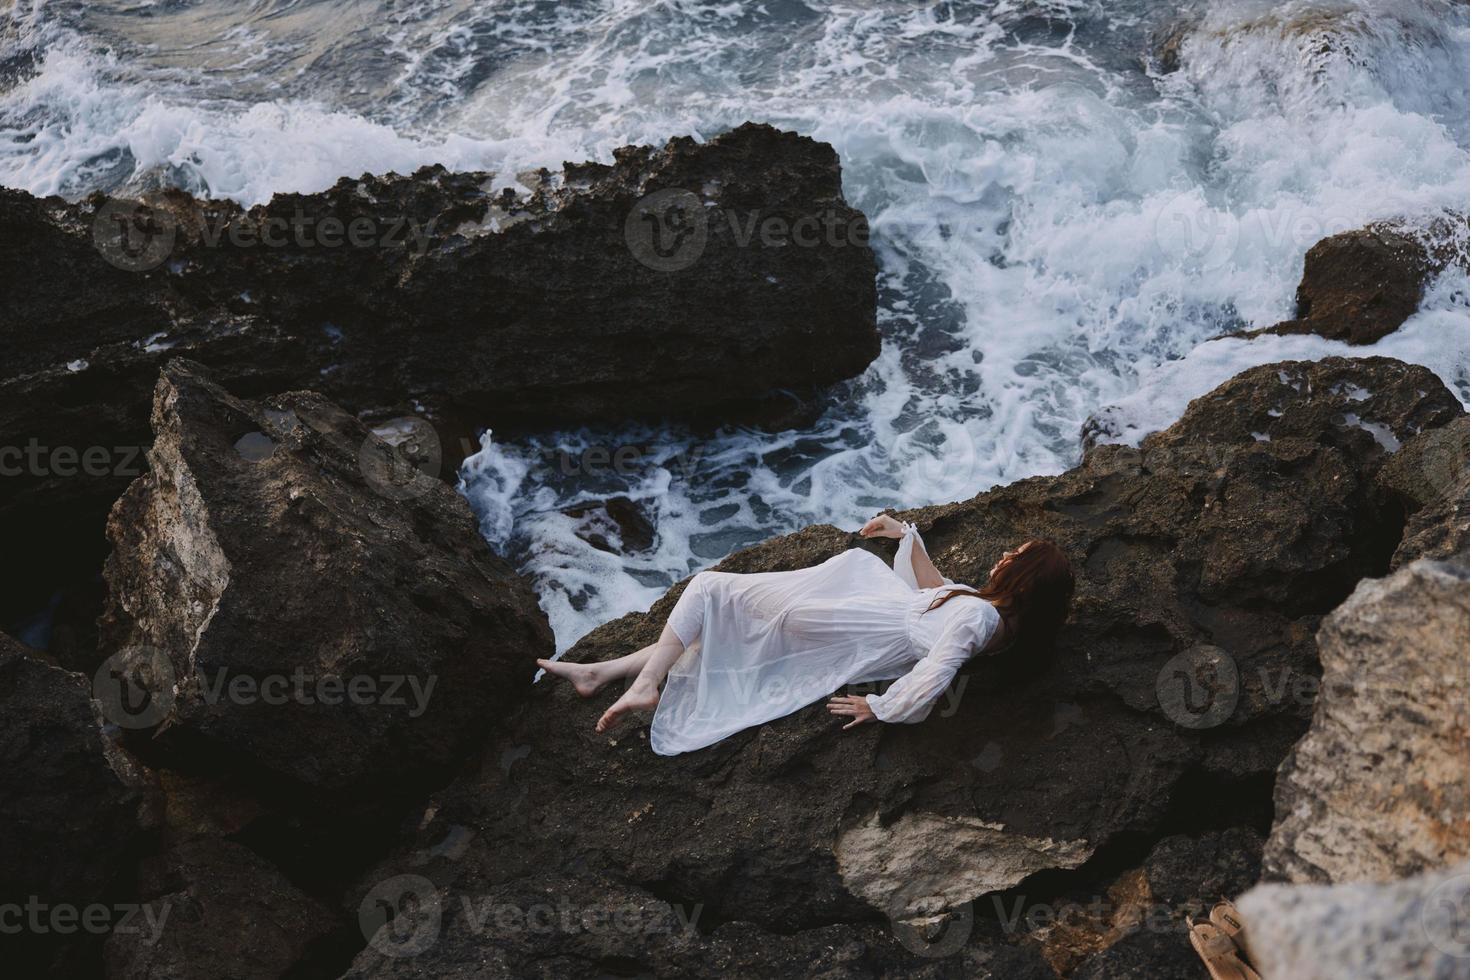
[5,0,1470,649]
[1094,272,1470,444]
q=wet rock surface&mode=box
[1262,552,1470,886]
[98,359,554,798]
[338,355,1462,977]
[1260,224,1445,345]
[1142,356,1460,464]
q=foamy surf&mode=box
[5,0,1470,650]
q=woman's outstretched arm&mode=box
[866,612,992,723]
[860,514,949,589]
[829,611,996,728]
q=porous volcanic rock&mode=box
[1262,552,1470,885]
[338,356,1461,977]
[99,360,554,798]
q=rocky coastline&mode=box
[2,124,1468,979]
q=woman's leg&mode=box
[595,622,686,733]
[537,643,657,698]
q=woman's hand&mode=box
[860,514,906,539]
[828,695,878,730]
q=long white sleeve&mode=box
[866,607,998,723]
[892,522,953,591]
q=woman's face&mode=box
[990,541,1033,578]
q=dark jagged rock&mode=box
[1260,223,1455,345]
[0,633,158,973]
[98,360,554,798]
[563,496,657,554]
[102,839,336,980]
[338,356,1461,977]
[4,123,877,426]
[0,122,878,632]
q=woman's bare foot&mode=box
[595,681,660,734]
[536,658,607,698]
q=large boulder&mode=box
[98,360,554,798]
[339,357,1461,976]
[1260,224,1445,345]
[1238,858,1470,980]
[1141,357,1459,463]
[3,123,876,428]
[0,122,878,634]
[1262,552,1470,885]
[0,633,158,972]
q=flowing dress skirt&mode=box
[651,549,919,756]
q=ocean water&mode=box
[4,0,1469,650]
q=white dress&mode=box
[651,524,1001,756]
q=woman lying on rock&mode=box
[538,515,1074,755]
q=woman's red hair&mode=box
[927,540,1075,650]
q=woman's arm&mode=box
[899,523,949,590]
[860,515,949,589]
[863,612,994,724]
